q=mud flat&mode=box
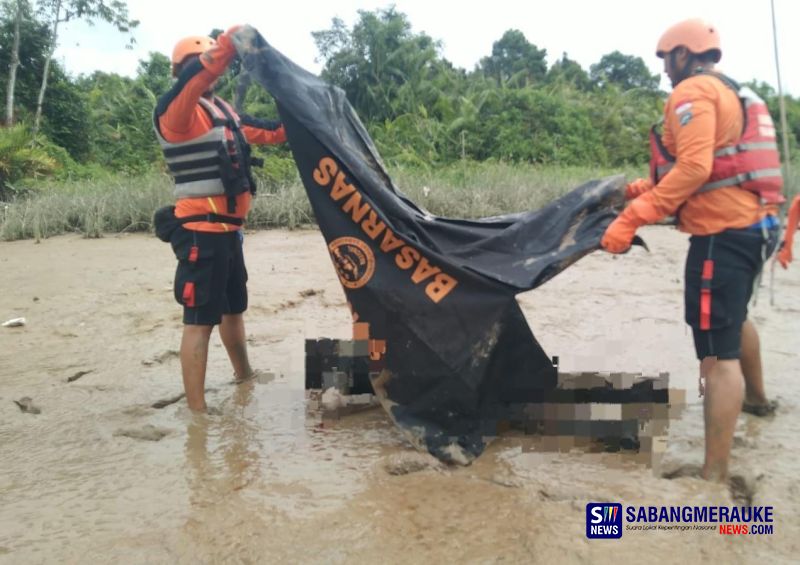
[0,226,797,563]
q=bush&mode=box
[0,125,59,199]
[252,152,301,191]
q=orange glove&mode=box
[601,214,640,253]
[777,195,800,269]
[777,242,792,269]
[199,26,242,75]
[601,191,662,254]
[625,178,653,200]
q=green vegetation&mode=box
[1,4,798,241]
[0,161,639,240]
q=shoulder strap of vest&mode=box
[211,97,242,130]
[693,68,740,92]
[215,97,264,164]
[210,96,255,213]
[651,120,675,163]
[153,107,164,138]
[693,68,749,137]
[214,95,256,194]
[197,97,228,128]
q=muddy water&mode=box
[1,227,798,564]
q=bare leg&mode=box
[219,313,253,381]
[181,324,214,411]
[702,358,744,481]
[740,319,768,405]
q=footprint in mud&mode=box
[728,474,761,506]
[151,387,220,409]
[774,306,800,314]
[273,299,299,313]
[661,463,702,480]
[255,372,276,384]
[122,405,154,417]
[142,350,179,366]
[113,424,171,442]
[228,371,275,385]
[384,452,444,475]
[13,397,41,415]
[488,472,525,489]
[662,464,761,505]
[55,330,79,339]
[67,369,93,383]
[246,335,282,346]
[151,392,185,409]
[732,435,756,449]
[270,289,323,314]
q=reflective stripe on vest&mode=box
[696,167,784,193]
[656,143,780,185]
[712,141,778,157]
[648,73,785,205]
[154,97,249,201]
[656,162,672,179]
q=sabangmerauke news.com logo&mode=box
[586,503,623,539]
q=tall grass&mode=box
[0,174,173,241]
[2,160,797,242]
[248,182,314,229]
[392,161,641,219]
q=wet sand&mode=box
[1,226,798,564]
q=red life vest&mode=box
[649,71,785,205]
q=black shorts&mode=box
[684,226,777,360]
[170,227,248,326]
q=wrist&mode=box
[200,35,237,75]
[626,191,661,226]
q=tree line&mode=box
[1,4,798,198]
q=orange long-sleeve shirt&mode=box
[155,29,287,232]
[647,72,773,235]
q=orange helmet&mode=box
[171,36,216,75]
[656,19,721,62]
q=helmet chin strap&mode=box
[670,50,714,86]
[669,50,695,86]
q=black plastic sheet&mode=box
[232,27,634,464]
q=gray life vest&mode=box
[154,96,256,213]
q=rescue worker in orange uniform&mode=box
[601,19,784,481]
[154,28,287,411]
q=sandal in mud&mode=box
[742,399,778,417]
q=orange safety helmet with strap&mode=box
[171,36,216,76]
[650,19,784,205]
[656,18,721,62]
